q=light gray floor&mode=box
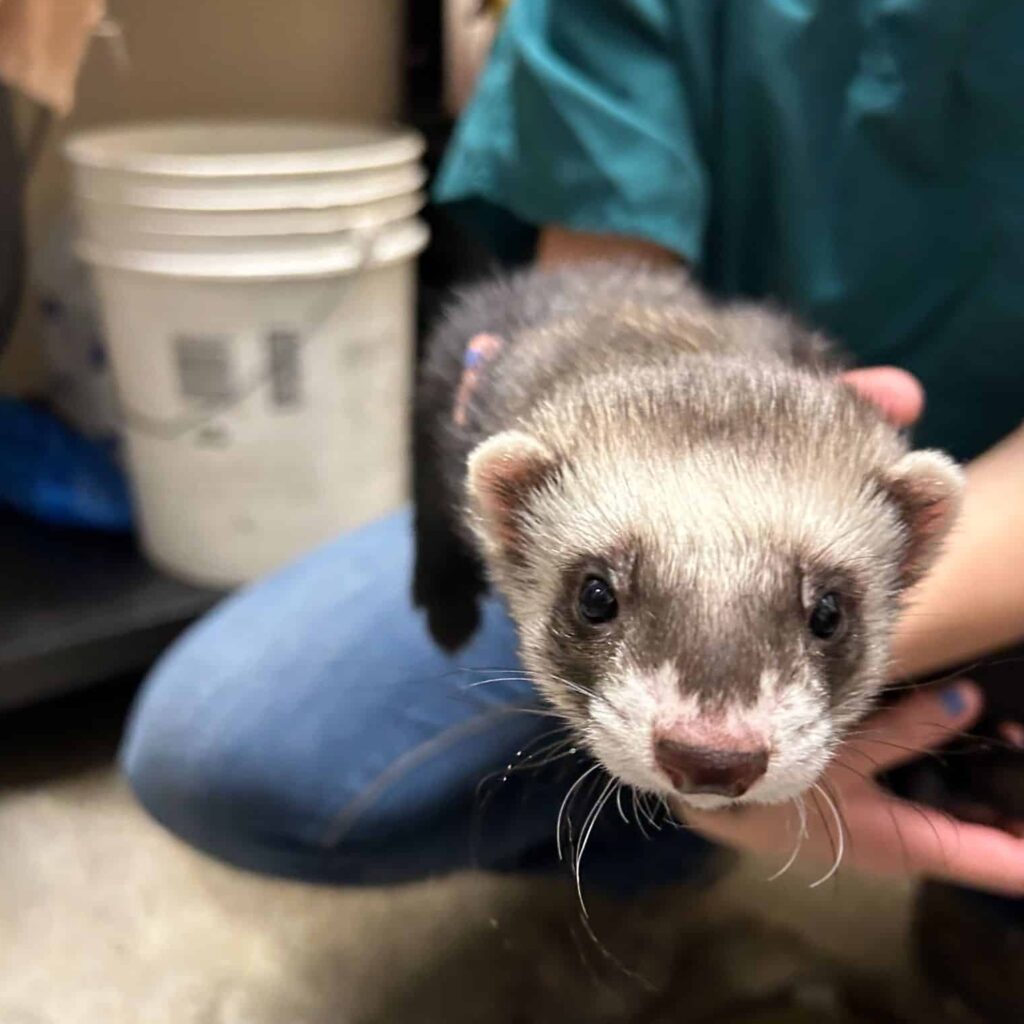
[0,681,958,1023]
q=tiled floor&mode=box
[0,680,961,1023]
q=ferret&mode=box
[412,263,963,811]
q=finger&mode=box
[998,721,1024,749]
[845,681,982,772]
[685,787,1024,896]
[873,799,1024,896]
[841,367,924,428]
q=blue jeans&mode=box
[120,508,714,894]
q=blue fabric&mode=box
[435,0,1024,463]
[0,398,131,531]
[122,508,714,892]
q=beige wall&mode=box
[1,0,404,392]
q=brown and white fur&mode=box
[412,262,962,811]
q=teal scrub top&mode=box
[433,0,1024,462]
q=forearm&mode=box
[537,225,679,268]
[891,424,1024,679]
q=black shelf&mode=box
[0,509,220,710]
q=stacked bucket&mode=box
[64,121,428,586]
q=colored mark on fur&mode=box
[453,333,504,426]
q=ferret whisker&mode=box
[499,733,580,778]
[831,759,872,785]
[573,914,656,996]
[809,782,845,888]
[824,776,853,866]
[636,792,654,831]
[562,682,600,702]
[883,794,913,877]
[845,731,949,764]
[638,792,662,832]
[928,804,969,855]
[505,744,582,776]
[841,741,884,773]
[567,769,607,889]
[491,704,563,720]
[656,794,684,829]
[474,729,575,836]
[557,763,601,863]
[884,657,1001,697]
[520,745,580,772]
[462,675,536,689]
[843,737,972,860]
[902,797,952,872]
[854,721,1008,757]
[885,659,987,692]
[544,671,600,701]
[766,796,808,882]
[474,728,572,804]
[649,793,667,831]
[965,653,1024,674]
[913,721,1003,745]
[804,789,832,884]
[521,725,573,750]
[630,788,651,840]
[614,782,629,825]
[574,777,616,920]
[882,678,944,695]
[450,665,540,677]
[568,783,659,995]
[559,768,593,865]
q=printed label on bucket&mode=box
[172,328,308,417]
[266,328,303,409]
[175,334,236,405]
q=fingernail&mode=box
[940,685,967,717]
[999,722,1024,749]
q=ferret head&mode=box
[465,366,963,809]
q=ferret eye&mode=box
[808,591,843,640]
[578,576,618,624]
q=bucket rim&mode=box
[77,219,430,280]
[74,192,426,239]
[69,166,427,212]
[64,120,426,178]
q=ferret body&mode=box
[413,263,962,810]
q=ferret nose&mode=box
[653,739,768,798]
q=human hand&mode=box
[841,365,924,429]
[681,681,1024,896]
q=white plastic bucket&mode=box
[78,219,428,586]
[34,217,120,441]
[66,120,428,585]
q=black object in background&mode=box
[403,0,502,362]
[0,508,216,710]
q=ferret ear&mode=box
[879,450,964,588]
[466,431,560,560]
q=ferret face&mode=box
[517,527,887,810]
[466,394,963,810]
